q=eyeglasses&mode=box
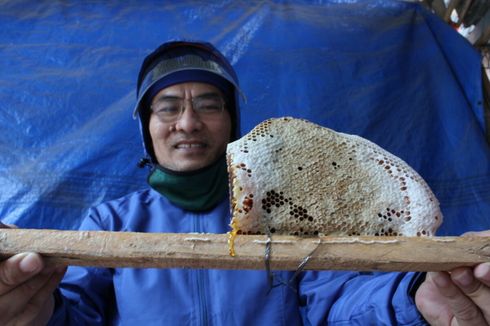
[151,94,226,122]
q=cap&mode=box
[133,41,244,119]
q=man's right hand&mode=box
[0,252,66,325]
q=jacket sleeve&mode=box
[298,270,428,325]
[48,208,116,325]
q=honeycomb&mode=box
[227,117,442,242]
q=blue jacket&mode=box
[49,189,426,325]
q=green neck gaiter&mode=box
[148,155,229,211]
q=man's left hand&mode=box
[415,231,490,325]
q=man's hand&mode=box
[0,223,66,325]
[415,231,490,325]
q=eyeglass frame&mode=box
[150,93,227,123]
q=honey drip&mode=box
[228,219,238,256]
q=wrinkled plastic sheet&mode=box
[0,0,488,235]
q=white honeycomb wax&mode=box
[227,117,442,238]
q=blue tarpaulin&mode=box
[0,0,489,235]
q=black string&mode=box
[264,227,320,293]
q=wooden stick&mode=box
[0,229,488,271]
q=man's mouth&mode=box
[174,142,207,149]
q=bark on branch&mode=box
[0,229,488,271]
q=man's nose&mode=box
[174,101,203,132]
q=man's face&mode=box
[149,82,232,172]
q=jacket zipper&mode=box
[193,213,209,326]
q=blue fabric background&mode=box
[0,0,488,235]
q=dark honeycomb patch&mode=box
[260,190,316,234]
[235,162,253,177]
[242,194,254,213]
[245,119,274,143]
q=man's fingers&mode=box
[13,267,66,326]
[428,271,486,326]
[415,276,453,325]
[0,253,44,296]
[474,263,490,287]
[0,268,56,324]
[26,267,66,315]
[451,266,490,324]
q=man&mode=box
[1,40,489,325]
